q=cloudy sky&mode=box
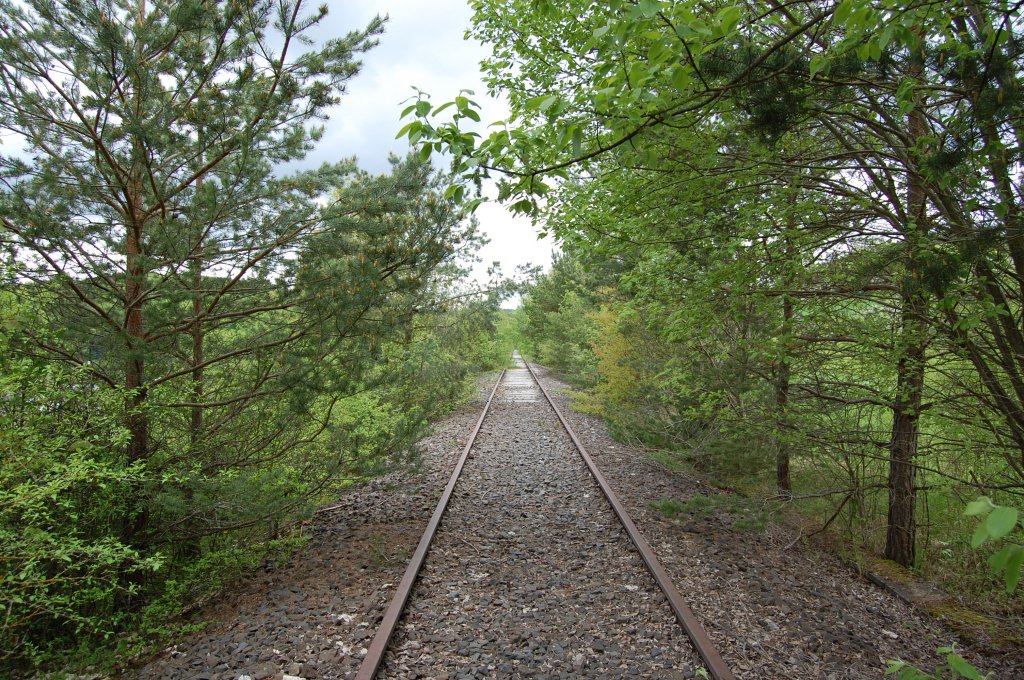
[302,0,556,295]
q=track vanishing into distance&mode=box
[127,358,1016,680]
[356,353,734,680]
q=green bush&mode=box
[141,535,307,638]
[0,361,163,665]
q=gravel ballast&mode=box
[528,362,1021,679]
[377,362,700,678]
[124,361,1022,679]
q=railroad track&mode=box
[356,354,734,679]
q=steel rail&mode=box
[523,359,736,680]
[354,370,505,680]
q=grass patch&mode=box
[651,494,768,532]
[368,535,411,567]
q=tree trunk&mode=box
[191,176,205,446]
[885,303,926,566]
[123,205,150,552]
[885,66,928,567]
[190,256,204,444]
[125,212,148,465]
[123,0,150,548]
[776,291,793,496]
[775,228,796,496]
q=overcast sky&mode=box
[0,1,552,301]
[303,0,556,296]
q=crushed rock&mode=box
[530,362,1023,679]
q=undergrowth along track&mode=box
[355,355,734,679]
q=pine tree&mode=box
[0,0,386,543]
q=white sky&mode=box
[303,0,556,298]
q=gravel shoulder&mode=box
[529,363,1022,679]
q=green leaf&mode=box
[571,127,583,157]
[946,654,985,680]
[672,67,692,91]
[648,40,672,66]
[984,506,1018,540]
[510,198,533,214]
[395,120,419,140]
[415,100,432,117]
[877,23,896,50]
[716,6,742,35]
[539,95,560,112]
[809,54,828,78]
[971,521,989,549]
[834,0,855,25]
[1005,546,1023,593]
[988,544,1014,571]
[418,144,432,162]
[884,661,930,679]
[964,497,993,516]
[628,62,650,87]
[526,95,550,111]
[432,101,454,116]
[638,0,661,18]
[676,17,711,39]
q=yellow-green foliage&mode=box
[591,308,641,407]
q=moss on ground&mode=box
[864,557,1024,652]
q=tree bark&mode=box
[123,183,151,555]
[885,61,928,567]
[125,199,148,465]
[885,299,926,566]
[776,290,793,496]
[123,0,150,551]
[775,212,797,496]
[191,175,205,446]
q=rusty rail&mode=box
[354,370,504,680]
[523,359,735,680]
[355,358,733,680]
